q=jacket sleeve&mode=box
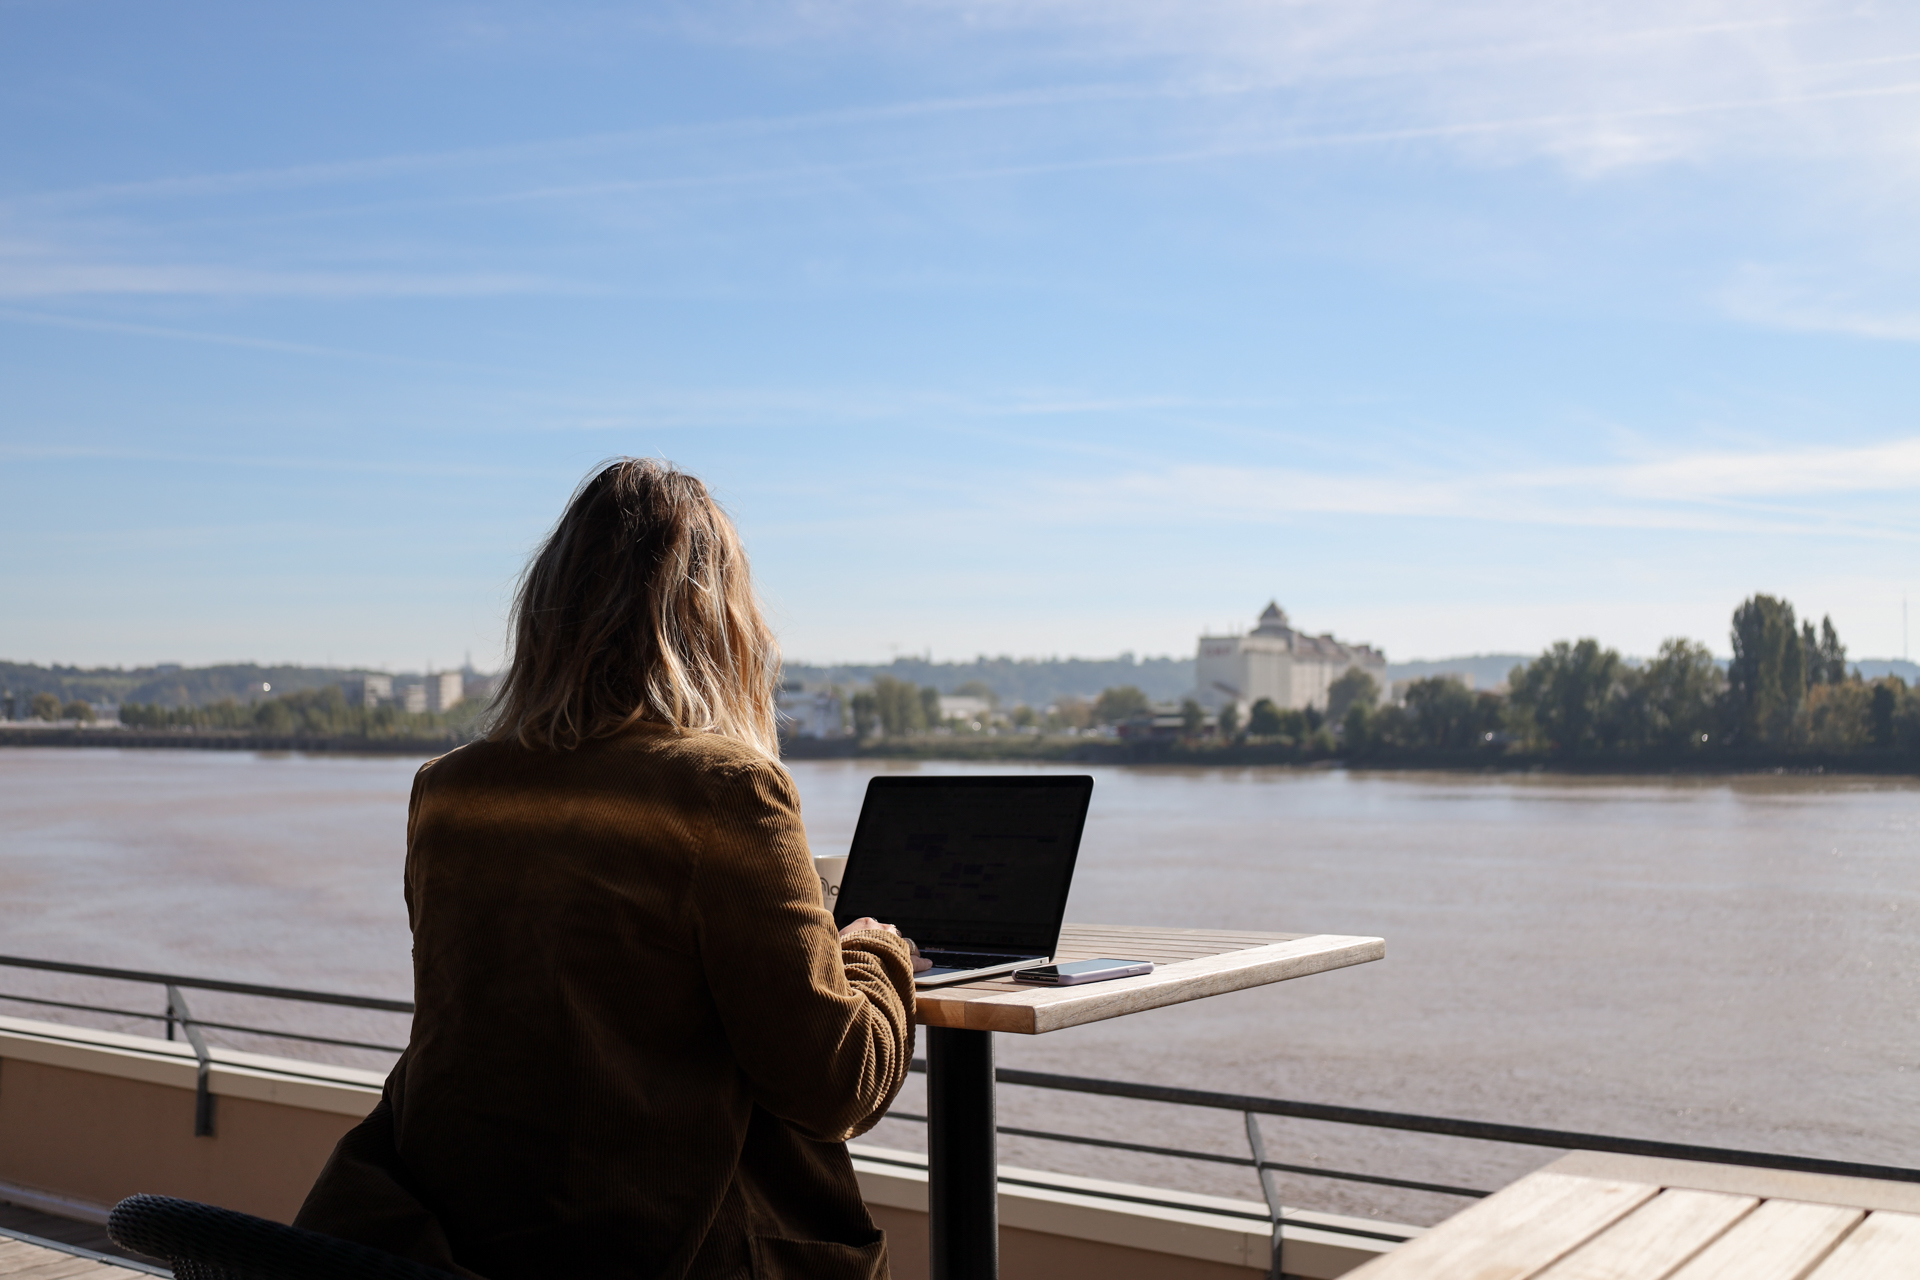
[687,756,917,1142]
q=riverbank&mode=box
[8,725,1918,774]
[788,733,1920,773]
[0,727,460,755]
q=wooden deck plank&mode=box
[0,1233,151,1279]
[1341,1172,1658,1280]
[1805,1210,1920,1280]
[0,1245,56,1269]
[1,1256,114,1280]
[1532,1189,1757,1280]
[1665,1200,1863,1280]
[915,929,1385,1033]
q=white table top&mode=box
[912,923,1385,1035]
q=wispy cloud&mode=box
[804,0,1920,175]
[12,2,1918,220]
[0,82,1164,213]
[1047,437,1920,538]
[0,258,575,299]
[1604,440,1920,499]
[0,0,1912,309]
[1719,265,1920,343]
[0,307,510,369]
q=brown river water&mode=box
[3,747,1917,1225]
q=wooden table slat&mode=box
[1807,1210,1920,1280]
[1352,1152,1920,1280]
[1666,1205,1858,1280]
[1666,1200,1863,1280]
[1533,1188,1758,1280]
[1339,1172,1657,1280]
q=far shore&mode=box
[5,724,1918,776]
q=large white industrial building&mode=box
[1194,602,1387,711]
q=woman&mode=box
[296,459,925,1280]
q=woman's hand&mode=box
[839,917,933,973]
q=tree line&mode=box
[118,686,471,739]
[1248,594,1917,762]
[845,677,1166,738]
[16,692,98,722]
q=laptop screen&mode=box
[832,775,1093,954]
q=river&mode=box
[2,747,1916,1225]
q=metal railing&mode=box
[5,953,1918,1261]
[0,954,412,1137]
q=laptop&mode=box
[832,774,1094,987]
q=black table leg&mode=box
[927,1026,996,1280]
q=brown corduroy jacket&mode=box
[293,726,918,1280]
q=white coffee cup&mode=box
[813,855,848,907]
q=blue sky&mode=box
[5,0,1920,671]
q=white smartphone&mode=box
[1010,958,1154,986]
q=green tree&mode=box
[1092,685,1151,724]
[1179,698,1206,736]
[1507,639,1627,755]
[1806,682,1874,750]
[1814,616,1848,685]
[1047,696,1093,731]
[1216,701,1241,738]
[1870,679,1901,748]
[868,675,925,735]
[1362,703,1412,747]
[1798,617,1850,688]
[1326,668,1379,724]
[30,692,60,721]
[1729,595,1805,744]
[919,686,942,729]
[1626,638,1723,749]
[62,700,97,723]
[1277,707,1311,739]
[254,699,297,734]
[1340,702,1369,748]
[1246,697,1284,737]
[1400,677,1498,749]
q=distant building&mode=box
[1193,602,1386,712]
[777,682,844,738]
[398,682,428,714]
[342,674,393,708]
[936,695,993,725]
[426,671,464,713]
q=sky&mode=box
[5,0,1920,671]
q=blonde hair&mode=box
[487,458,781,757]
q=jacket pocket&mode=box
[749,1232,888,1280]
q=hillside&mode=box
[0,662,393,708]
[782,655,1196,705]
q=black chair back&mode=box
[107,1194,462,1280]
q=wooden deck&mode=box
[0,1230,156,1280]
[1346,1150,1920,1280]
[913,923,1385,1034]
